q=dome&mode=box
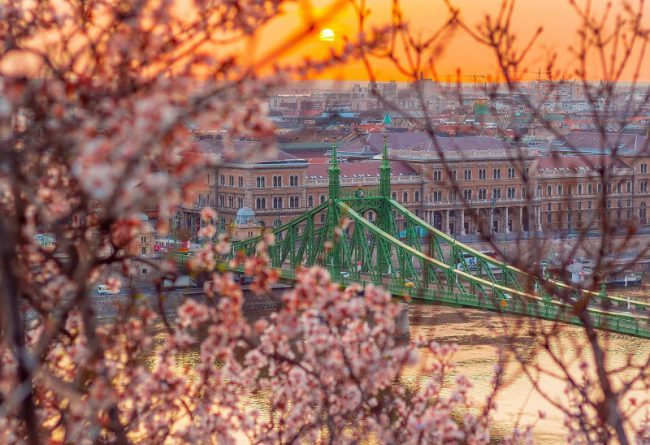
[235,207,256,225]
[136,212,149,222]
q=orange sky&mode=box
[251,0,650,82]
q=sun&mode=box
[319,28,335,42]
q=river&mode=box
[407,292,650,443]
[132,285,649,443]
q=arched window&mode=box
[308,195,314,207]
[577,184,582,195]
[403,192,408,203]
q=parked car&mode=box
[97,285,119,296]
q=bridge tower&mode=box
[377,135,392,276]
[327,141,342,276]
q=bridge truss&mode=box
[231,140,650,338]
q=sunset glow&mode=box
[253,0,650,82]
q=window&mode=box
[392,192,397,200]
[617,183,622,194]
[403,192,408,203]
[433,170,442,181]
[464,169,472,180]
[627,182,632,193]
[414,191,420,202]
[478,188,487,200]
[273,176,283,187]
[641,180,648,192]
[450,170,457,180]
[493,168,501,179]
[256,176,265,188]
[547,186,552,196]
[577,184,582,195]
[289,175,299,186]
[433,191,442,202]
[557,185,563,195]
[238,176,244,187]
[536,186,542,197]
[507,167,515,179]
[641,163,648,174]
[597,183,602,193]
[320,195,326,204]
[588,184,592,194]
[588,201,592,209]
[273,197,283,209]
[507,187,516,198]
[256,198,266,209]
[478,169,487,180]
[141,247,147,255]
[577,201,582,210]
[492,188,501,199]
[220,174,225,185]
[640,202,647,223]
[547,203,552,211]
[229,175,234,186]
[463,189,472,200]
[449,190,457,201]
[308,195,313,207]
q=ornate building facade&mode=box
[188,132,650,242]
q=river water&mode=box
[407,293,650,443]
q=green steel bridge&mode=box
[226,140,650,339]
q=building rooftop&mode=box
[304,159,418,179]
[342,133,515,154]
[536,154,631,171]
[555,132,649,154]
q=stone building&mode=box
[205,131,650,242]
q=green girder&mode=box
[227,195,650,339]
